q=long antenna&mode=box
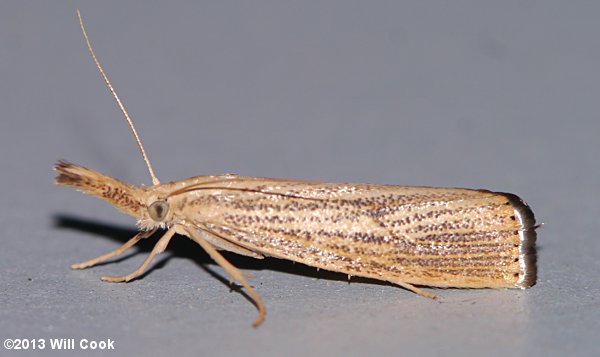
[77,10,160,186]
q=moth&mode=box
[55,11,537,327]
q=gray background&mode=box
[1,1,598,356]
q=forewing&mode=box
[179,178,530,288]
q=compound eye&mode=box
[148,200,169,222]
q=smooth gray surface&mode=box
[1,1,599,356]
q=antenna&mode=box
[77,10,160,186]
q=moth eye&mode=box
[148,200,169,222]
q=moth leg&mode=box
[185,226,266,327]
[71,229,157,270]
[101,227,176,283]
[394,280,437,299]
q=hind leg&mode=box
[186,226,266,327]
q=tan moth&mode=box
[55,11,537,327]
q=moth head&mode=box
[54,161,177,230]
[54,160,146,218]
[137,193,175,230]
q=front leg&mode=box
[71,229,157,269]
